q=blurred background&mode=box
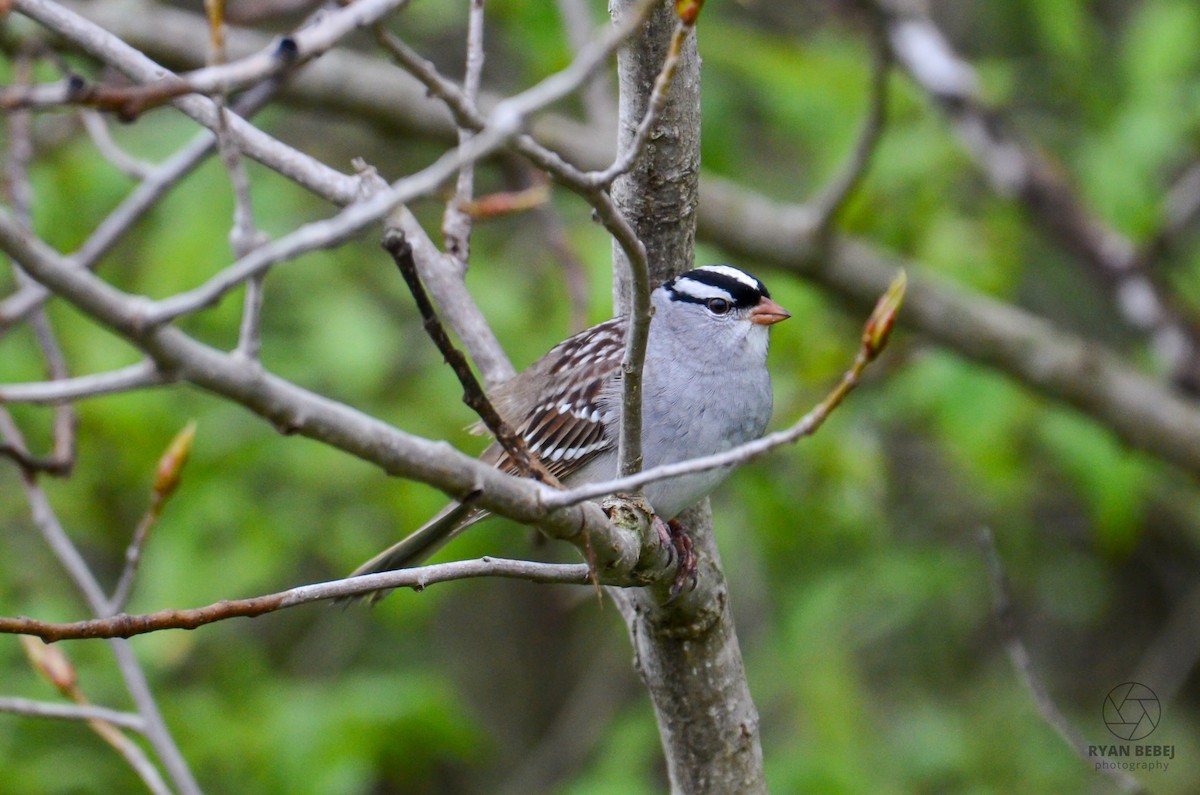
[3,0,1200,792]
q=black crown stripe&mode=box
[666,267,768,309]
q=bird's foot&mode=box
[659,518,697,603]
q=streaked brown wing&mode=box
[493,317,625,480]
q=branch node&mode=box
[275,37,300,63]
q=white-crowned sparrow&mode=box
[348,265,789,593]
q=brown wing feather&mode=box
[490,317,625,481]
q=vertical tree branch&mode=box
[606,0,768,791]
[609,0,698,478]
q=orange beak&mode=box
[749,297,791,326]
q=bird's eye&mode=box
[706,297,731,315]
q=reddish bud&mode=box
[862,270,906,360]
[154,421,197,500]
[675,0,705,26]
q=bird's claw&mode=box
[652,514,675,565]
[663,518,697,604]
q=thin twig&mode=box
[381,229,556,484]
[83,714,172,795]
[0,360,171,405]
[3,53,38,224]
[108,422,196,615]
[203,0,270,360]
[584,17,691,187]
[441,0,486,262]
[811,20,890,235]
[0,558,604,642]
[26,311,78,475]
[107,509,159,615]
[460,181,551,219]
[109,639,199,795]
[614,240,650,479]
[0,416,91,581]
[79,109,155,179]
[0,696,147,732]
[0,440,70,475]
[976,528,1149,795]
[381,189,516,388]
[0,408,71,475]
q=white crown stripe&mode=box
[671,280,738,302]
[696,264,761,290]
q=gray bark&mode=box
[609,0,701,303]
[610,503,768,795]
[607,1,768,792]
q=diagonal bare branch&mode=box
[4,0,412,117]
[977,528,1149,794]
[866,0,1200,389]
[0,208,643,574]
[382,227,555,484]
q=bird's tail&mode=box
[338,502,485,605]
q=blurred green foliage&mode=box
[3,0,1200,793]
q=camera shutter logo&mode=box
[1103,682,1160,741]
